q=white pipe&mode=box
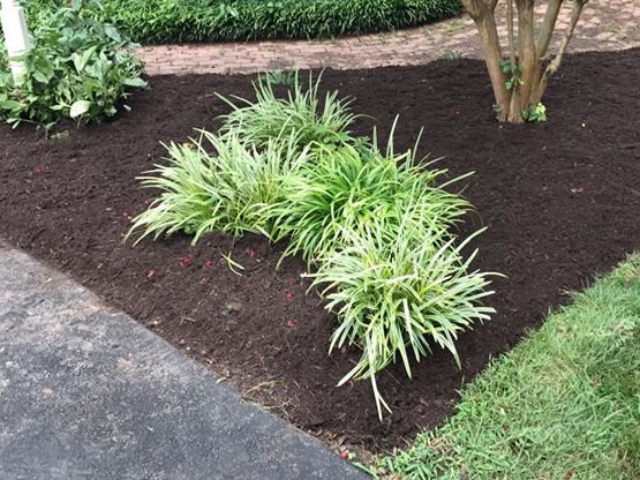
[1,0,31,84]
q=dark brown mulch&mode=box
[1,48,639,453]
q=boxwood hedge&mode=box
[25,0,463,45]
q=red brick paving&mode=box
[139,0,639,75]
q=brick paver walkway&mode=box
[140,0,639,75]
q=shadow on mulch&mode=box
[0,48,639,453]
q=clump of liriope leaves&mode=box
[271,126,472,265]
[308,217,496,418]
[129,71,497,420]
[0,0,147,130]
[217,70,357,152]
[127,130,310,244]
[128,70,356,244]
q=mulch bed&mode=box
[1,48,639,453]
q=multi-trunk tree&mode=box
[462,0,589,123]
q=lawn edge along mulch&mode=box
[380,254,640,479]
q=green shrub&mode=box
[127,130,310,244]
[218,71,357,153]
[25,0,465,45]
[271,135,471,264]
[309,219,495,418]
[0,1,147,129]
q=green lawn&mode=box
[378,254,640,479]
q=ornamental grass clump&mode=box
[217,71,357,152]
[128,74,498,420]
[309,217,497,419]
[127,130,310,244]
[271,130,472,264]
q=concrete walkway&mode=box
[140,0,640,75]
[0,243,367,480]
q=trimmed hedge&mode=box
[25,0,463,45]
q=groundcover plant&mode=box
[128,72,496,419]
[269,130,473,265]
[127,131,312,243]
[217,72,358,153]
[308,219,496,417]
[25,0,464,44]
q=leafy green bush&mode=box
[271,136,471,264]
[128,131,310,243]
[0,1,147,129]
[218,72,357,153]
[309,219,495,418]
[25,0,464,45]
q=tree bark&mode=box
[536,0,564,59]
[506,0,523,122]
[515,0,538,110]
[470,7,511,120]
[459,0,588,123]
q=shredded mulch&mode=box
[1,48,639,453]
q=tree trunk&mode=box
[459,0,588,123]
[506,0,523,123]
[472,12,511,121]
[515,0,538,111]
[536,0,563,58]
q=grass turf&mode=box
[378,254,640,479]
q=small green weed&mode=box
[440,50,463,60]
[524,102,548,123]
[259,70,297,88]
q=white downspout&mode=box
[1,0,31,84]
